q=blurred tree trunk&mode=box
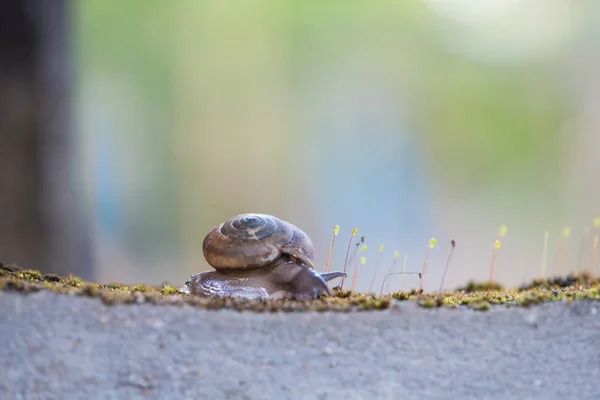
[0,0,92,279]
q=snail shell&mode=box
[182,213,346,300]
[202,213,316,271]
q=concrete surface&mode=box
[1,290,599,400]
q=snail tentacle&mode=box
[320,271,347,282]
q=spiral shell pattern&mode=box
[202,213,314,271]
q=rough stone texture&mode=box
[1,291,599,400]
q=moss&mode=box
[160,285,179,295]
[17,270,43,281]
[105,282,126,290]
[391,289,417,301]
[65,275,82,287]
[131,284,153,293]
[1,262,598,313]
[407,278,600,311]
[469,300,491,311]
[43,274,61,283]
[80,283,100,297]
[416,295,444,308]
[458,281,503,293]
[331,287,353,298]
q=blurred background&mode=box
[1,0,599,293]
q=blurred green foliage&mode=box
[72,0,591,288]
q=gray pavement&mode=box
[1,290,599,400]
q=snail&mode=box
[181,213,346,300]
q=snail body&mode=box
[182,213,346,300]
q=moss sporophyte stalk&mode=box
[2,262,598,313]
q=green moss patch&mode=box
[1,262,598,312]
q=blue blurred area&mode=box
[310,80,435,251]
[95,120,121,239]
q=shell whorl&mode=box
[202,213,315,271]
